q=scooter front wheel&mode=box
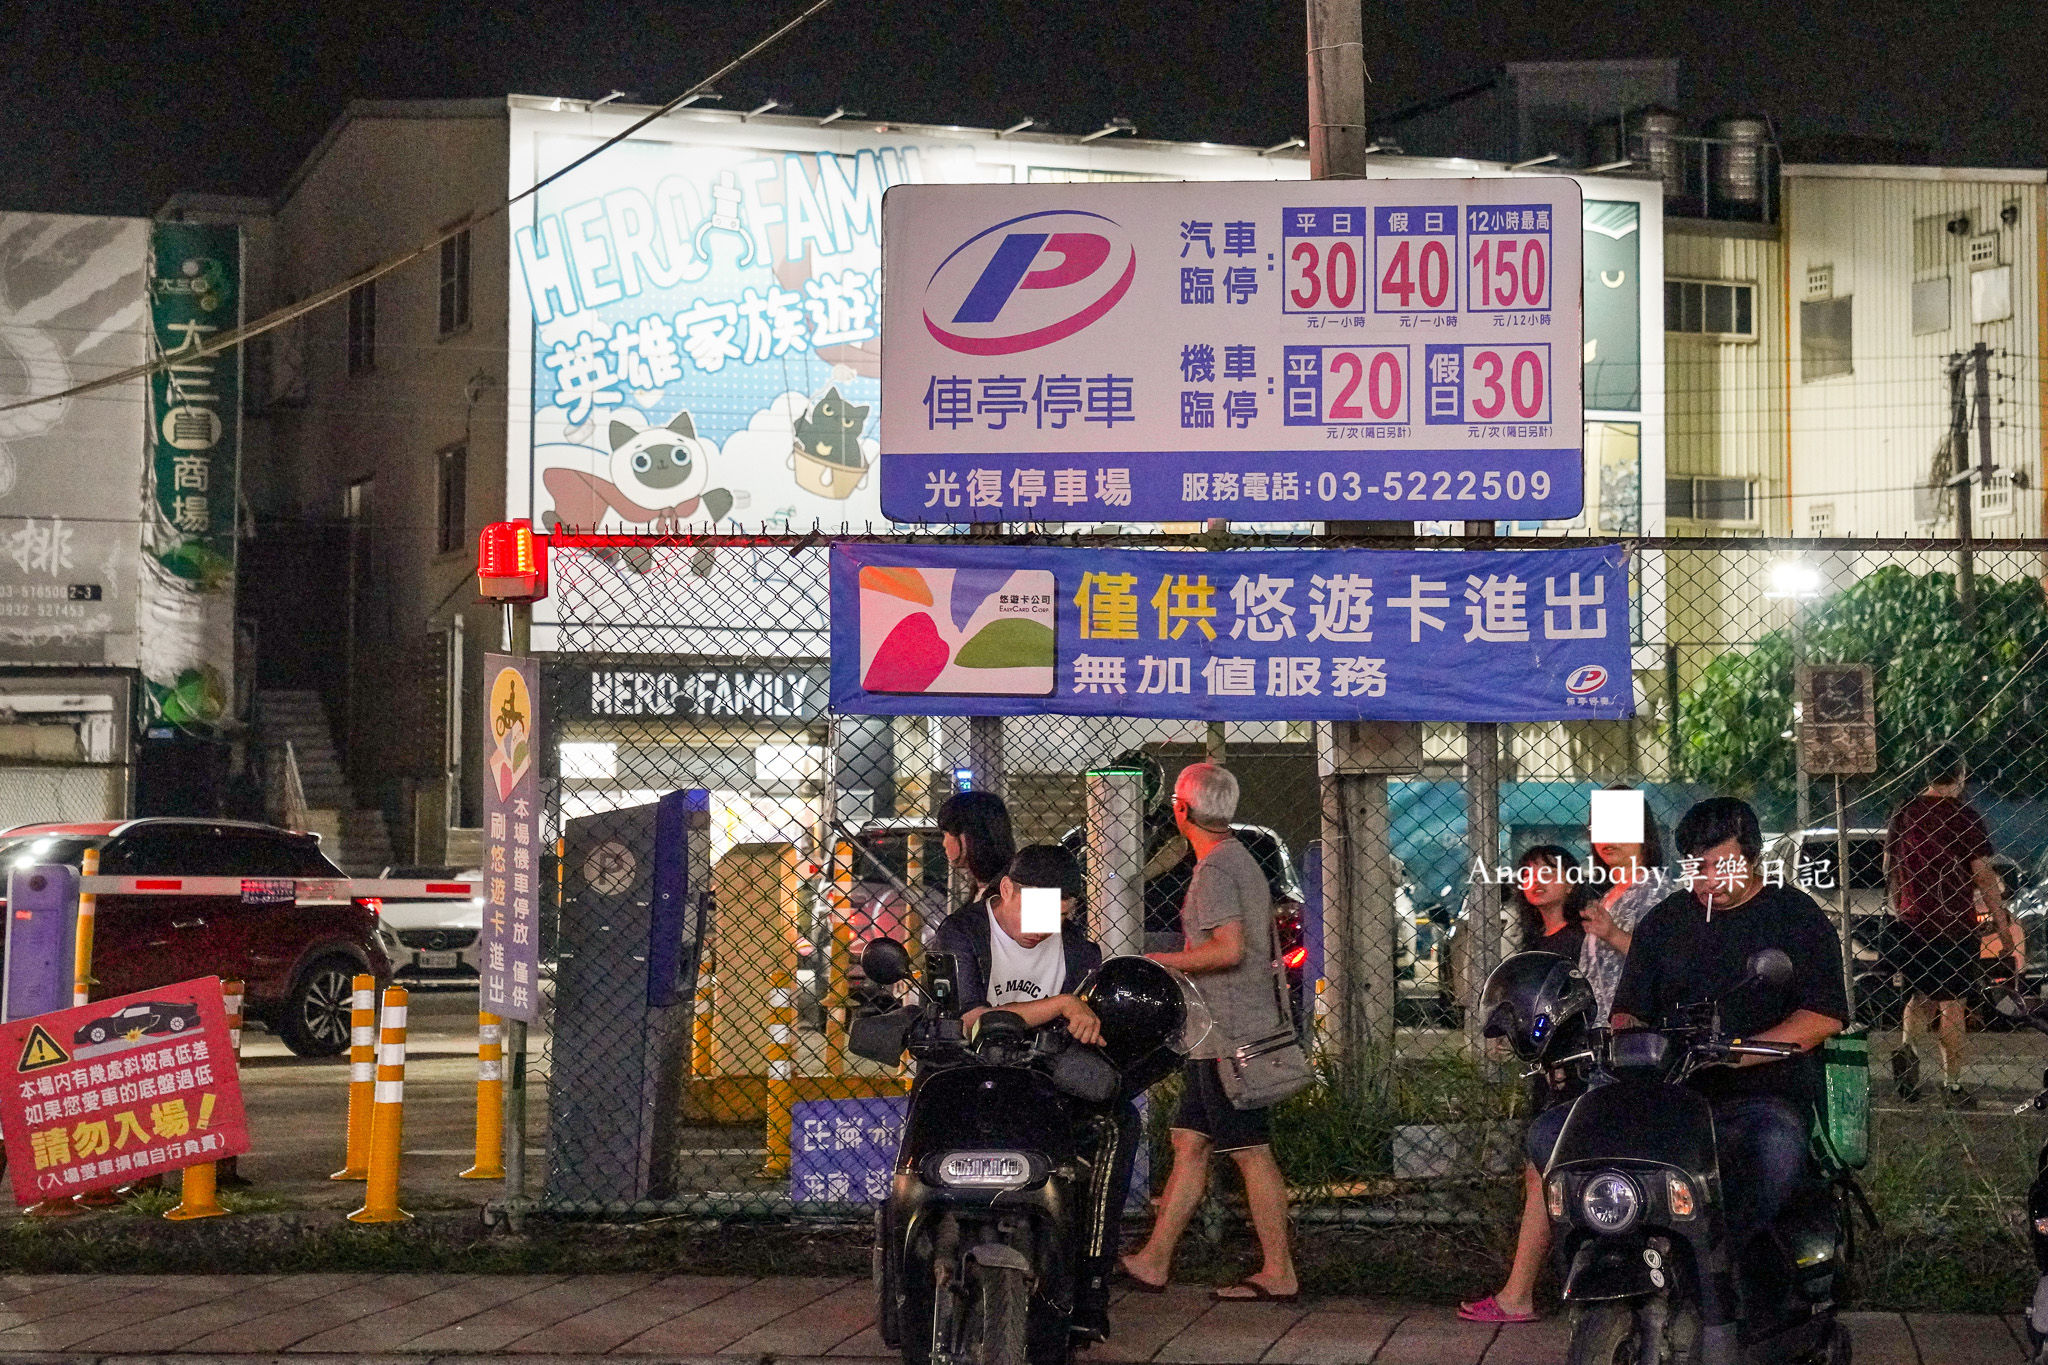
[963,1264,1029,1365]
[1566,1302,1644,1365]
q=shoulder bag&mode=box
[1216,947,1314,1111]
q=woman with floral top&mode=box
[1579,786,1671,1019]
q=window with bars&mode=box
[347,280,376,375]
[1665,279,1755,338]
[1801,296,1852,381]
[439,229,471,337]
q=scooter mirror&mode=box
[862,938,913,986]
[1747,948,1793,989]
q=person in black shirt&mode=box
[1610,797,1848,1242]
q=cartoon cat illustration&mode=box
[789,387,872,501]
[541,409,749,531]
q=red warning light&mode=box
[478,520,549,602]
[1283,945,1308,969]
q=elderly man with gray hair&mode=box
[1118,762,1299,1303]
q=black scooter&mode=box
[1545,949,1855,1365]
[851,941,1188,1365]
[1996,997,2048,1363]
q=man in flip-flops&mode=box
[1117,763,1300,1304]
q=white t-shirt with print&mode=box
[985,908,1067,1007]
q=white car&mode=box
[376,865,483,981]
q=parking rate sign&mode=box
[0,977,249,1206]
[880,180,1583,524]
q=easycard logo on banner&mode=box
[923,210,1136,355]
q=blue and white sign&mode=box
[880,180,1583,524]
[832,542,1632,722]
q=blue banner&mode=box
[830,542,1633,722]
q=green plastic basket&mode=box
[1818,1028,1870,1170]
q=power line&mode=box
[0,0,841,420]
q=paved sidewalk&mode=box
[0,1274,2026,1362]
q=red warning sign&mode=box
[0,978,250,1205]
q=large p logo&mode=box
[951,233,1113,324]
[924,210,1137,356]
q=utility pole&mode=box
[1947,352,1976,624]
[1462,521,1502,1062]
[1307,0,1411,1067]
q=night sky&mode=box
[6,0,2044,219]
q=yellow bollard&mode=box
[759,968,797,1177]
[165,1155,228,1220]
[74,847,97,1007]
[825,922,853,1075]
[330,974,376,1180]
[349,985,411,1223]
[459,1010,505,1179]
[691,946,716,1080]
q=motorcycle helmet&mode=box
[1481,950,1595,1065]
[1078,955,1211,1093]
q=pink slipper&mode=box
[1458,1295,1539,1324]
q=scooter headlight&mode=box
[933,1151,1033,1189]
[1579,1172,1643,1232]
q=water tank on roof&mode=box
[1627,107,1686,199]
[1709,115,1772,210]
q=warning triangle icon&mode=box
[17,1025,68,1073]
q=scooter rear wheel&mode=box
[964,1265,1029,1365]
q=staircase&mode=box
[256,689,394,876]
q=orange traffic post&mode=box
[73,847,97,1006]
[459,1010,505,1180]
[350,986,411,1223]
[165,1152,228,1221]
[216,979,249,1189]
[62,847,122,1210]
[330,974,376,1181]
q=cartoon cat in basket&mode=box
[788,387,872,501]
[541,409,749,531]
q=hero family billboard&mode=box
[503,105,1655,543]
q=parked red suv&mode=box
[0,819,394,1056]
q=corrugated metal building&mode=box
[1783,165,2045,539]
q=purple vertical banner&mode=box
[482,653,542,1022]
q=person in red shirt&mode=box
[1885,745,2023,1107]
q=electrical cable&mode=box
[0,0,841,420]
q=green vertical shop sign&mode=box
[145,222,242,726]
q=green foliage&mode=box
[1677,567,2048,797]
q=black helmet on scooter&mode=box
[1481,950,1595,1065]
[1078,955,1212,1093]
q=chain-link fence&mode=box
[517,531,2048,1245]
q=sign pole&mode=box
[503,600,530,1230]
[1834,775,1853,1016]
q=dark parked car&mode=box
[73,1000,201,1046]
[0,818,394,1056]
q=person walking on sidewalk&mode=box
[1119,762,1300,1303]
[1886,745,2023,1107]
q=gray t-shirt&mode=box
[1182,838,1279,1058]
